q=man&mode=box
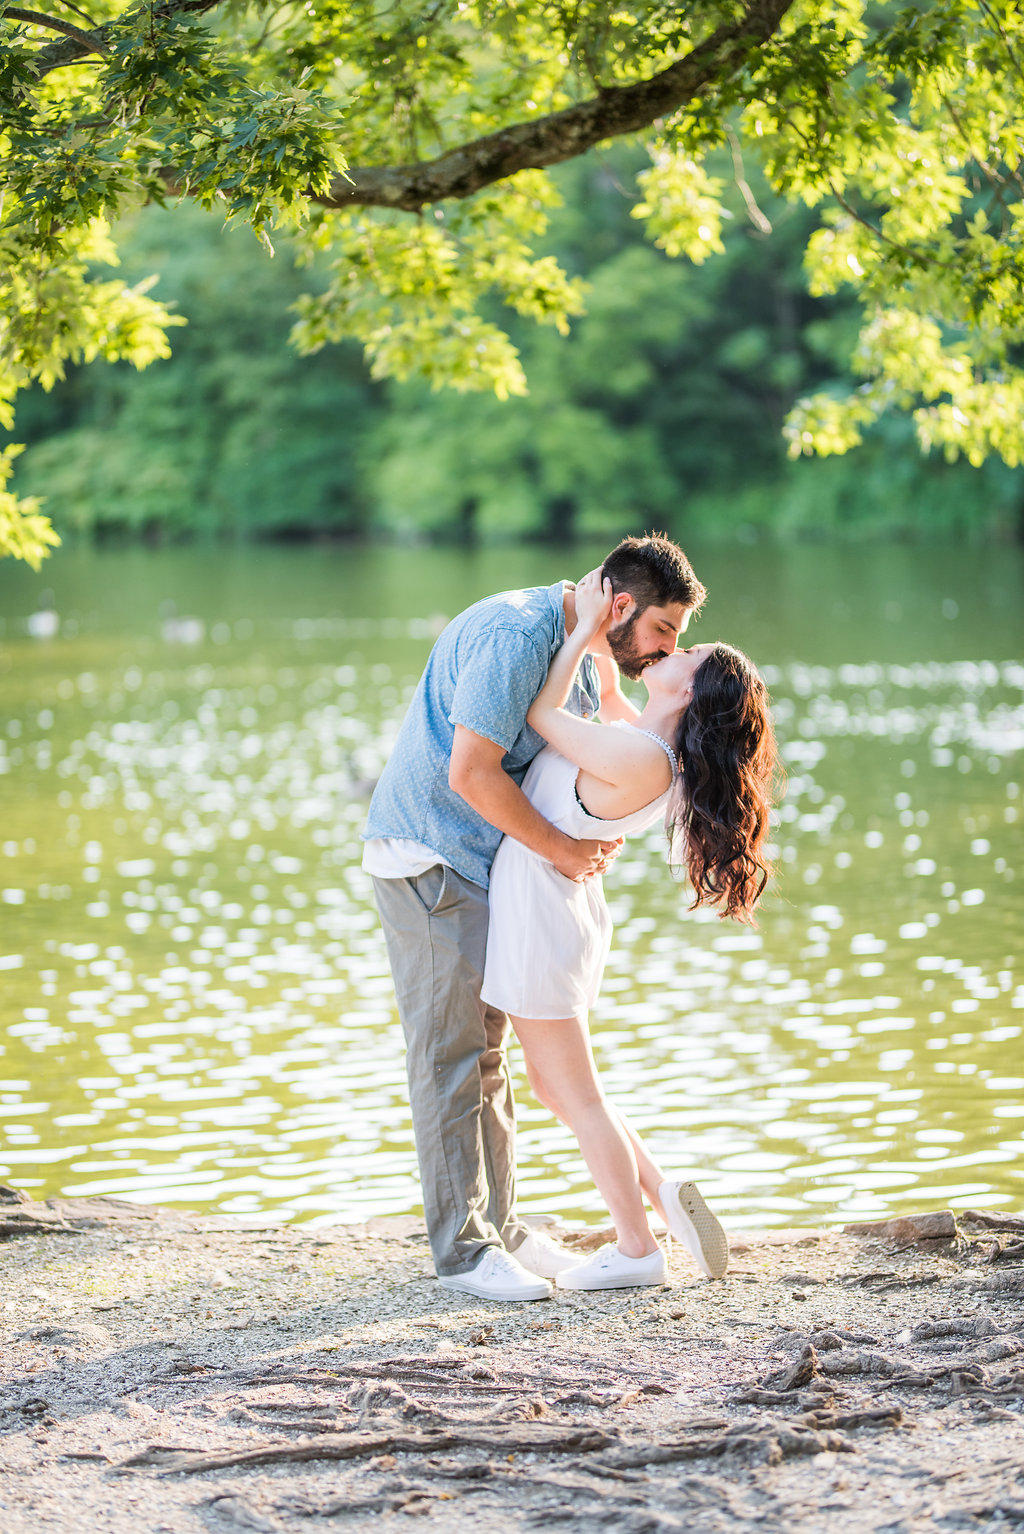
[362,535,707,1301]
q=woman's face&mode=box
[641,643,717,704]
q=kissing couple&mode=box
[362,535,779,1300]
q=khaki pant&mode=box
[371,865,529,1276]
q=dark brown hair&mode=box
[667,644,780,924]
[602,534,706,616]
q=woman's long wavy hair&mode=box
[667,644,781,924]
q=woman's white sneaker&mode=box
[556,1243,667,1291]
[438,1247,552,1302]
[513,1229,581,1279]
[658,1180,729,1279]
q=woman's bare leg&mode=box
[510,1013,658,1258]
[616,1111,670,1221]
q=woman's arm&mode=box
[531,707,666,789]
[527,569,611,721]
[527,572,667,792]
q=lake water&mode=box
[0,542,1021,1230]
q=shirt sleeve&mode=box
[448,623,551,753]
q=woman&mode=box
[481,570,779,1290]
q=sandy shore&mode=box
[1,1188,1022,1533]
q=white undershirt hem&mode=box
[361,837,450,879]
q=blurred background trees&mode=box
[12,151,1022,546]
[7,1,1024,555]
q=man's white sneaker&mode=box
[512,1228,581,1279]
[658,1180,729,1279]
[438,1247,552,1303]
[555,1243,667,1291]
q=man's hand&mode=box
[552,835,623,884]
[450,726,622,882]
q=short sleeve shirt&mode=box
[364,581,601,888]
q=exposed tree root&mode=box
[121,1420,612,1475]
[6,1203,1024,1534]
[601,1418,857,1471]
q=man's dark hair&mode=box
[602,533,706,616]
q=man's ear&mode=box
[610,591,635,624]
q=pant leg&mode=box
[479,1000,531,1255]
[371,866,528,1276]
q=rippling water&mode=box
[0,543,1021,1228]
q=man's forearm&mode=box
[449,724,617,882]
[454,758,571,863]
[593,653,639,723]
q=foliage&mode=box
[14,203,378,540]
[5,0,1024,560]
[0,444,61,567]
[291,176,588,401]
[16,157,1020,546]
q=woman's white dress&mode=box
[481,730,676,1021]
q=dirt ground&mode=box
[1,1188,1022,1533]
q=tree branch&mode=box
[727,123,772,235]
[26,0,231,75]
[22,0,793,215]
[828,184,924,267]
[2,4,107,49]
[313,0,795,212]
[50,0,101,28]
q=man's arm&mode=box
[593,654,639,723]
[449,726,620,883]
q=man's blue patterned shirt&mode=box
[364,580,601,888]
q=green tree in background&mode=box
[367,159,821,542]
[16,154,1019,546]
[4,0,1024,559]
[366,154,1022,542]
[14,205,380,540]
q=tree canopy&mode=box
[17,162,1019,547]
[3,0,1024,561]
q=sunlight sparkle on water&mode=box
[1,546,1021,1227]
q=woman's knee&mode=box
[525,1063,561,1117]
[527,1065,602,1127]
[525,1065,578,1124]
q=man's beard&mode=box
[607,612,663,681]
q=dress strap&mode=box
[634,727,680,778]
